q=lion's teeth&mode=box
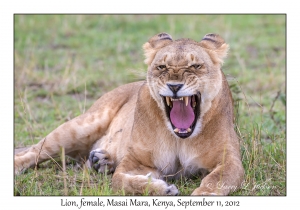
[184,96,189,106]
[192,101,196,108]
[170,97,185,102]
[174,128,191,133]
[166,96,170,107]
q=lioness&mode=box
[15,33,244,195]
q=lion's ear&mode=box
[199,33,229,64]
[143,32,173,65]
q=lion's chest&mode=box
[153,140,203,178]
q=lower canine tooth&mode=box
[192,101,196,108]
[187,128,191,132]
[174,128,179,133]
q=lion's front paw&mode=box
[191,187,222,196]
[145,173,179,196]
[191,191,218,196]
[89,149,114,174]
[166,184,179,196]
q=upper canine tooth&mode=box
[166,96,170,107]
[184,96,189,106]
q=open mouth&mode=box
[162,93,201,138]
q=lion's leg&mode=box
[111,156,179,196]
[15,83,141,175]
[191,155,244,195]
[15,146,31,156]
[14,110,112,174]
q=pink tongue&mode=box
[170,98,195,129]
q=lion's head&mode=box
[143,33,229,138]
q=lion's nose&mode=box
[167,83,183,94]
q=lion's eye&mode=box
[191,64,202,69]
[157,65,166,70]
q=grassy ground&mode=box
[14,14,286,196]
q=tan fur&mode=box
[15,33,244,195]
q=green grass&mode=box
[14,14,286,196]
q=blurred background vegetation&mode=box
[14,15,285,195]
